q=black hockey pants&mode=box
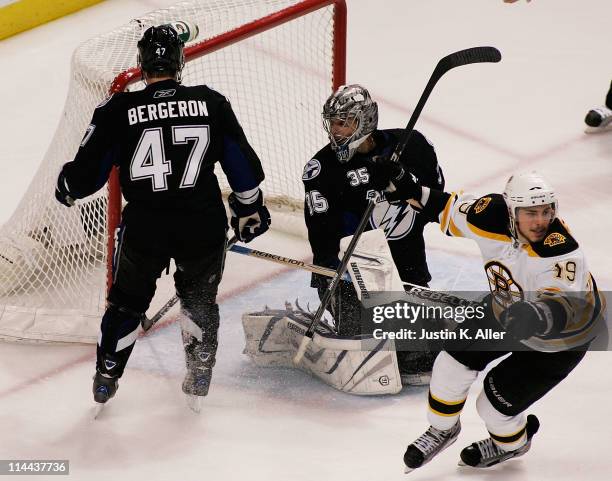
[97,205,227,378]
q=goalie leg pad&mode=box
[242,308,402,395]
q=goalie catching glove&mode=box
[228,189,271,243]
[367,154,422,203]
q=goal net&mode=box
[0,0,346,343]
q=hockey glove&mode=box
[55,171,75,207]
[368,154,405,191]
[368,154,421,203]
[499,300,552,340]
[228,190,271,243]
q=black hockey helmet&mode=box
[137,25,185,80]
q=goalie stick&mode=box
[140,236,238,333]
[293,45,502,364]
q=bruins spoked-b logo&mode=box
[485,261,523,308]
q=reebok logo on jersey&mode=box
[544,232,566,247]
[474,196,492,214]
[302,159,321,180]
[154,89,176,98]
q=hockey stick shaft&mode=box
[228,243,473,308]
[229,244,347,279]
[141,236,238,332]
[293,46,501,363]
[390,46,501,163]
[293,199,376,363]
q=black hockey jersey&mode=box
[61,79,264,214]
[303,129,444,286]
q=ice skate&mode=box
[92,371,119,419]
[182,369,212,413]
[182,335,216,413]
[458,414,540,468]
[584,106,612,133]
[403,420,461,473]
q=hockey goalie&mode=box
[241,229,436,395]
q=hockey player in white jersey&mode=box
[372,166,605,471]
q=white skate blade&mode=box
[404,465,415,474]
[93,402,106,419]
[185,394,203,413]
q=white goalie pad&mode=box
[242,307,402,395]
[339,229,404,304]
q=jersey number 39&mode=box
[130,125,210,191]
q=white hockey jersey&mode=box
[438,192,605,352]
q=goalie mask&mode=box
[137,25,185,82]
[322,84,378,163]
[503,171,558,239]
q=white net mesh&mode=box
[0,0,342,343]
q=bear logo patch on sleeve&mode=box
[544,232,566,247]
[474,196,492,214]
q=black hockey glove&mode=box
[55,171,75,207]
[368,154,421,203]
[368,154,405,191]
[499,300,552,340]
[228,190,271,243]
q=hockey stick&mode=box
[293,200,376,363]
[229,244,351,280]
[228,243,475,309]
[293,46,501,364]
[140,236,238,333]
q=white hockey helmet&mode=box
[322,84,378,163]
[503,171,558,238]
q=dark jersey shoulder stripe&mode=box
[528,218,579,258]
[465,193,511,237]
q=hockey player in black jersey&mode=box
[55,25,270,412]
[303,84,445,384]
[374,167,605,471]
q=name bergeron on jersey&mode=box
[127,100,209,125]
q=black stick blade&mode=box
[445,46,502,69]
